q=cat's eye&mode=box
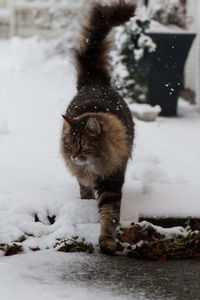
[81,144,88,149]
[67,143,73,149]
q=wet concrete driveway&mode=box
[62,252,200,300]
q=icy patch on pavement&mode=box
[0,251,135,300]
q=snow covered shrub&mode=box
[112,17,156,104]
[148,0,186,28]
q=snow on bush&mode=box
[112,12,156,104]
[148,0,186,28]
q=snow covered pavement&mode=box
[123,100,200,222]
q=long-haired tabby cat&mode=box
[61,1,136,254]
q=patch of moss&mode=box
[55,236,94,254]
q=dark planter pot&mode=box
[144,33,196,116]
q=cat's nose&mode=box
[70,151,77,160]
[70,155,77,161]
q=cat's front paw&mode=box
[80,185,94,200]
[99,236,117,255]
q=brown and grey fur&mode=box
[61,1,136,254]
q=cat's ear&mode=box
[99,120,109,133]
[62,115,72,130]
[86,118,101,136]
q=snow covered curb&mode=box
[1,219,200,262]
[116,221,200,260]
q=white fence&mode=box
[0,0,14,37]
[0,0,92,38]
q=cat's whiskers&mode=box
[70,156,98,174]
[71,156,88,166]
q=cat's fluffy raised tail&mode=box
[74,1,136,89]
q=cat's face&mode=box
[62,116,105,166]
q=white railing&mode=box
[0,0,14,37]
[185,0,200,107]
[0,0,92,38]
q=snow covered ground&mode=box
[1,36,200,246]
[0,37,200,298]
